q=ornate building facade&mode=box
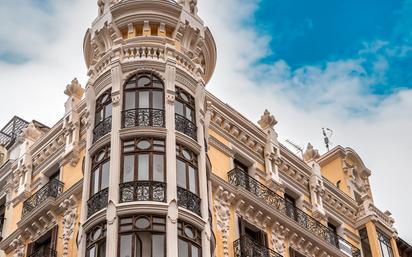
[0,1,409,257]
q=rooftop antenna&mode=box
[322,128,333,151]
[285,139,304,159]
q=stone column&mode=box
[390,237,401,257]
[365,221,383,257]
[77,82,96,257]
[164,56,179,257]
[105,59,123,257]
[196,81,211,257]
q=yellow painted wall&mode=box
[208,146,232,180]
[320,157,351,196]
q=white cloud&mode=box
[0,0,410,242]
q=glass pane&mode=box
[123,155,134,182]
[180,92,189,102]
[182,149,192,161]
[184,226,195,239]
[138,76,151,87]
[87,246,96,257]
[101,161,110,189]
[125,92,136,110]
[177,160,186,189]
[105,103,112,118]
[120,235,132,257]
[153,154,164,182]
[175,101,184,116]
[137,140,151,150]
[152,235,165,257]
[92,170,99,195]
[185,107,194,121]
[153,91,164,110]
[135,236,142,257]
[191,245,200,257]
[135,217,150,229]
[138,154,149,181]
[178,239,189,257]
[188,166,197,194]
[95,110,102,125]
[98,241,106,257]
[138,91,149,108]
[92,227,102,241]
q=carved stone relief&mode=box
[60,196,78,257]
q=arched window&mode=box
[93,89,112,142]
[123,72,165,128]
[88,145,110,217]
[175,87,197,140]
[178,221,202,257]
[176,144,201,215]
[118,215,166,257]
[120,138,166,203]
[86,223,106,257]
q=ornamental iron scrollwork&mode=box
[27,248,57,257]
[177,186,201,216]
[87,188,109,217]
[175,114,197,140]
[93,116,112,143]
[228,168,361,257]
[119,181,166,203]
[22,179,64,217]
[122,108,165,128]
[234,235,283,257]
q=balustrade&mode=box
[87,188,109,217]
[119,181,166,203]
[93,116,112,143]
[175,114,197,140]
[177,186,201,216]
[122,108,165,128]
[234,235,283,257]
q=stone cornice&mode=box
[208,135,234,158]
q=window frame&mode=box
[175,87,196,123]
[123,72,165,111]
[90,145,111,197]
[178,220,202,257]
[95,89,112,127]
[176,144,199,195]
[86,223,107,257]
[121,138,166,183]
[118,215,166,257]
[377,230,393,257]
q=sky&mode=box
[0,0,411,242]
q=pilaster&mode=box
[165,57,178,257]
[366,221,383,257]
[391,237,401,257]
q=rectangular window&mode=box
[138,154,149,180]
[101,161,110,190]
[152,234,165,257]
[92,171,99,195]
[153,154,165,182]
[153,91,163,110]
[138,91,149,108]
[178,239,189,257]
[175,101,184,116]
[188,166,197,193]
[123,155,134,182]
[120,235,132,257]
[177,160,186,189]
[125,92,136,110]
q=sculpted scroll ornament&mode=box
[60,197,77,257]
[271,229,285,255]
[214,189,234,257]
[11,238,25,257]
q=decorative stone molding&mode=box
[11,237,25,257]
[64,78,85,99]
[303,143,320,162]
[258,109,278,130]
[214,187,235,257]
[111,91,121,107]
[60,195,78,257]
[272,225,286,255]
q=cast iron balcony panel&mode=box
[234,235,283,257]
[93,116,112,143]
[22,179,64,218]
[177,186,201,216]
[175,114,197,140]
[119,181,166,203]
[27,248,57,257]
[122,108,165,128]
[87,188,109,218]
[228,168,361,257]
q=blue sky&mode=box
[250,0,412,96]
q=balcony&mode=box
[87,188,109,218]
[228,168,361,257]
[22,179,64,218]
[234,235,283,257]
[175,114,197,140]
[27,247,57,257]
[122,108,165,128]
[119,181,166,203]
[93,116,112,143]
[177,186,201,216]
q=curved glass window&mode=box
[86,223,106,257]
[122,72,165,128]
[90,145,111,196]
[118,215,166,257]
[93,89,112,142]
[178,221,202,257]
[175,87,197,139]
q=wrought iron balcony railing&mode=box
[93,116,112,143]
[122,108,165,128]
[234,235,283,257]
[228,168,361,257]
[22,179,64,217]
[119,181,166,203]
[27,247,57,257]
[87,188,109,218]
[177,186,201,216]
[175,114,197,140]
